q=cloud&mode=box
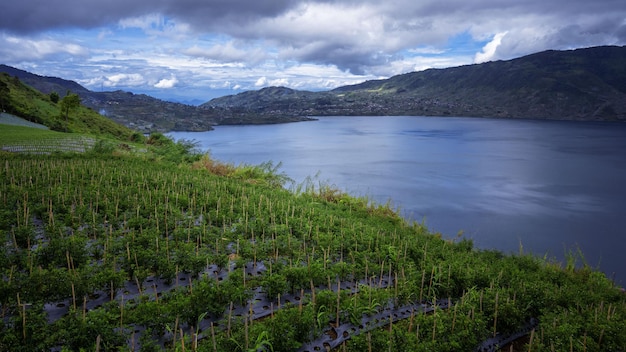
[0,0,297,34]
[474,31,508,63]
[1,0,625,100]
[0,33,88,61]
[104,73,146,87]
[183,41,267,64]
[154,75,178,88]
[254,76,290,88]
[118,13,191,40]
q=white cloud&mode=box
[0,33,88,61]
[105,73,145,87]
[254,77,267,87]
[474,31,508,63]
[154,75,178,88]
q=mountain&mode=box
[4,45,624,131]
[204,46,626,121]
[0,65,310,132]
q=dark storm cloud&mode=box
[1,1,149,33]
[0,0,299,33]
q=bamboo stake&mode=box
[211,322,217,352]
[428,266,435,296]
[388,312,393,352]
[17,293,26,341]
[394,271,398,305]
[227,302,233,337]
[172,316,179,347]
[83,296,87,321]
[419,269,425,302]
[120,294,124,328]
[71,282,77,310]
[180,328,186,352]
[244,313,249,351]
[310,279,316,305]
[379,260,385,287]
[493,291,499,337]
[432,297,437,342]
[416,323,420,344]
[336,278,341,327]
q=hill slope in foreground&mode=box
[1,120,625,350]
[206,45,626,121]
[0,72,134,139]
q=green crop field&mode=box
[1,140,625,351]
[0,125,96,154]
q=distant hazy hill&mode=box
[205,46,626,121]
[0,65,309,132]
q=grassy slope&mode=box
[0,72,133,140]
[0,124,65,142]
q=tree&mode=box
[59,92,80,124]
[0,79,9,112]
[49,91,59,104]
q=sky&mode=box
[1,1,625,104]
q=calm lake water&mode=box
[170,116,626,285]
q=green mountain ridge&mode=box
[206,45,626,121]
[0,65,310,132]
[2,45,625,132]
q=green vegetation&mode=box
[0,125,96,154]
[1,75,625,350]
[0,72,133,139]
[1,124,625,351]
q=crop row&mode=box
[1,154,625,351]
[0,137,96,154]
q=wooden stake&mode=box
[180,328,186,352]
[71,282,77,310]
[227,302,233,337]
[211,322,217,352]
[493,291,499,337]
[419,269,425,302]
[528,328,535,352]
[336,278,341,327]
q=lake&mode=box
[170,116,626,285]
